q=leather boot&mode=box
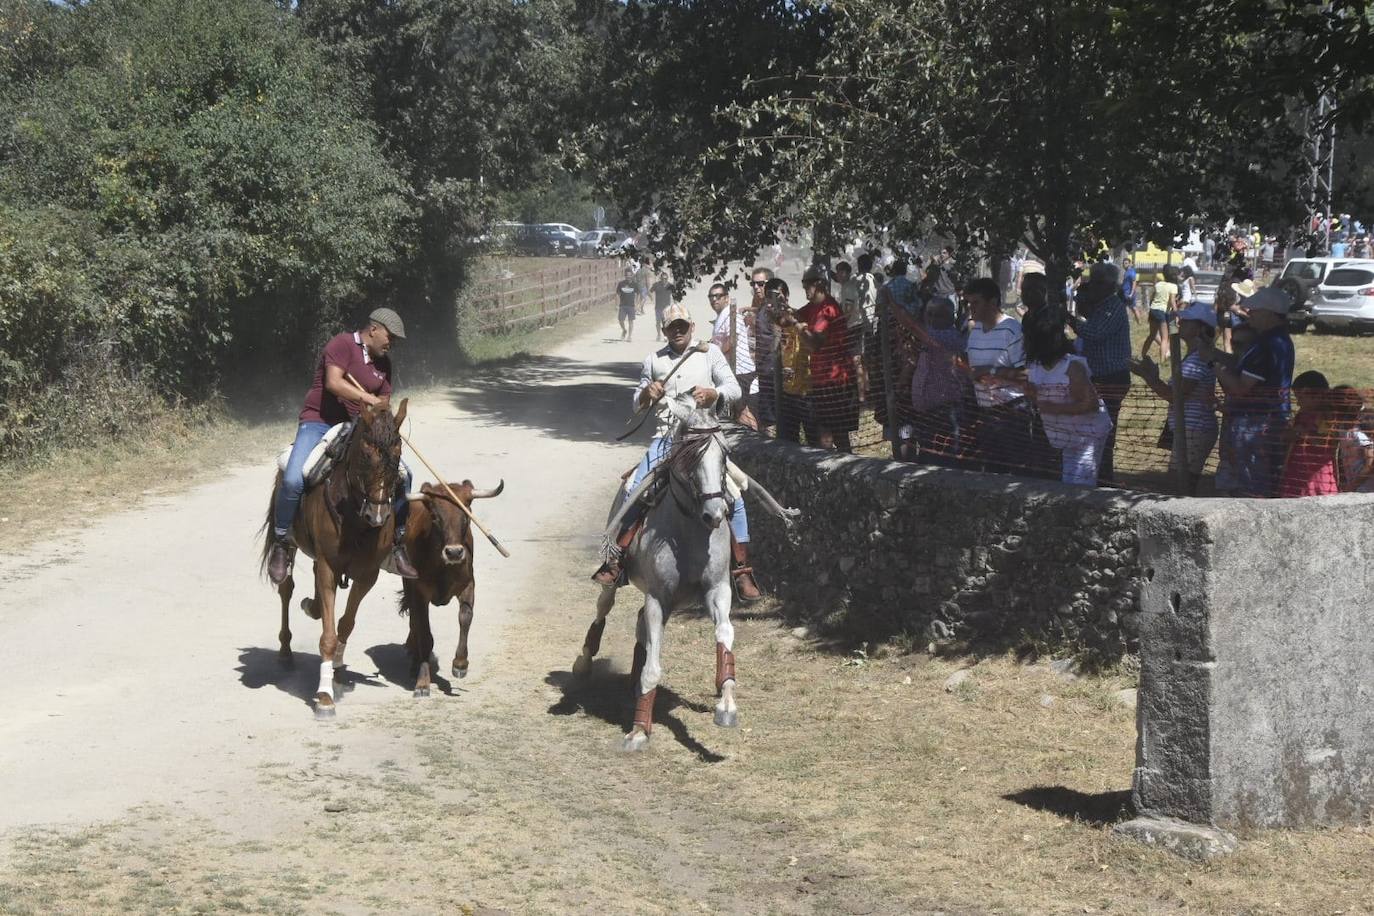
[268,535,295,587]
[731,539,762,603]
[390,527,419,579]
[593,519,643,586]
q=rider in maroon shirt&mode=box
[268,308,418,585]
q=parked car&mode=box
[1272,256,1359,331]
[1310,261,1374,333]
[513,224,578,257]
[1191,270,1223,308]
[540,223,582,242]
[577,229,628,257]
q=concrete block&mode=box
[1113,816,1238,860]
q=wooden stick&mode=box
[616,340,710,442]
[344,372,510,559]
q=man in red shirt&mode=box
[778,268,857,452]
[267,308,418,585]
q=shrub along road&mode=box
[2,306,1372,915]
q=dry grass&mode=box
[4,535,1371,914]
[0,408,291,554]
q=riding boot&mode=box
[731,538,762,603]
[592,518,644,586]
[390,526,420,579]
[268,534,295,587]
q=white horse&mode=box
[574,394,739,751]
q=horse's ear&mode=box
[394,397,408,427]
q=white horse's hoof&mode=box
[571,654,592,677]
[413,686,430,698]
[314,700,336,720]
[714,708,739,728]
[621,729,651,752]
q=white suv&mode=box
[1311,260,1374,332]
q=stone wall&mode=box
[727,431,1153,661]
[729,431,1374,828]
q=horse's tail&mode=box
[258,469,282,580]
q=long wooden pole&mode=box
[344,373,511,558]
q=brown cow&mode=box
[401,479,503,696]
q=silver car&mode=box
[1311,261,1374,332]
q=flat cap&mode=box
[368,307,406,339]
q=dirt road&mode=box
[4,293,1371,916]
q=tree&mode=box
[584,0,1335,291]
[293,0,598,344]
[0,0,410,400]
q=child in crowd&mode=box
[1278,370,1341,498]
[1335,386,1374,493]
[1130,302,1219,495]
[1020,307,1113,486]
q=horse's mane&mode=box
[356,405,401,454]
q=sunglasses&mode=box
[665,321,691,332]
[750,280,768,288]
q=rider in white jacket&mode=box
[592,304,762,602]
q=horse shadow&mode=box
[544,665,725,764]
[365,643,462,698]
[235,646,386,709]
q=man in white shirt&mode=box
[963,277,1051,476]
[592,304,762,601]
[708,282,756,412]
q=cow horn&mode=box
[470,479,505,500]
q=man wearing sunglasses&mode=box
[746,267,776,427]
[591,304,764,602]
[708,282,757,422]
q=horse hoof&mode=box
[451,663,469,680]
[571,654,592,677]
[300,597,321,620]
[621,729,651,753]
[714,708,739,728]
[413,686,430,698]
[314,698,336,720]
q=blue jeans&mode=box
[631,436,749,542]
[1226,413,1284,498]
[274,422,330,537]
[273,421,412,537]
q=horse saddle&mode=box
[276,422,353,489]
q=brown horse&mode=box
[261,400,407,718]
[399,479,504,696]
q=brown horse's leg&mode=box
[452,582,475,679]
[333,570,376,683]
[313,559,339,718]
[277,575,295,664]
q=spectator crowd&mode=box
[702,245,1374,499]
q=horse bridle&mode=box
[665,425,729,519]
[342,422,402,521]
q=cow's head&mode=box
[419,479,503,566]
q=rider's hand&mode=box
[693,388,719,408]
[644,381,666,404]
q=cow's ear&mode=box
[420,482,436,496]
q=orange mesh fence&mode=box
[756,302,1374,498]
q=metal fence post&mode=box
[879,299,899,456]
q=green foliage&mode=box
[0,0,410,458]
[583,0,1367,290]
